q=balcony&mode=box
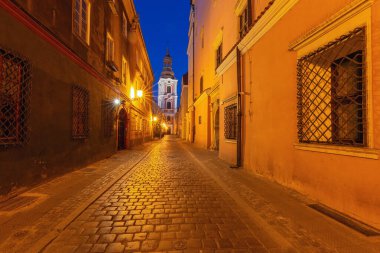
[162,109,176,114]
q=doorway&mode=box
[118,109,127,150]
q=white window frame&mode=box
[106,32,115,62]
[72,0,91,44]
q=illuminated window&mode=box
[216,43,223,68]
[224,104,237,140]
[106,33,114,62]
[73,0,91,44]
[122,56,127,85]
[122,13,128,38]
[0,48,31,147]
[297,28,366,146]
[72,85,89,139]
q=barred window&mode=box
[101,100,114,137]
[216,43,223,68]
[73,0,90,44]
[224,104,237,140]
[200,76,203,93]
[297,28,366,146]
[0,48,31,147]
[239,1,251,38]
[72,85,89,139]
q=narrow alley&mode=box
[1,0,380,252]
[0,137,378,253]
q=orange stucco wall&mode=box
[242,0,380,228]
[189,0,380,229]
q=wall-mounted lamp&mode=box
[113,99,121,105]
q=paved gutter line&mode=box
[30,143,159,253]
[180,142,297,253]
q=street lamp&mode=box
[113,99,121,106]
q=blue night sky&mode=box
[135,1,190,106]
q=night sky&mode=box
[135,1,190,106]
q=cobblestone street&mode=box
[1,137,380,253]
[44,137,268,253]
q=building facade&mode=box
[187,0,380,229]
[177,73,189,139]
[0,0,153,196]
[157,52,178,134]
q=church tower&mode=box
[158,50,178,134]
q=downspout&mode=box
[236,48,242,167]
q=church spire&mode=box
[160,50,175,79]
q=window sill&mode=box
[294,143,379,160]
[73,33,90,47]
[225,139,237,144]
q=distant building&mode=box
[157,51,178,134]
[0,0,153,196]
[177,73,189,140]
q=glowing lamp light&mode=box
[137,90,143,98]
[130,87,135,99]
[113,99,121,105]
[153,116,158,122]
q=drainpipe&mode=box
[236,48,242,168]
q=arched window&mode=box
[167,86,172,93]
[167,101,172,109]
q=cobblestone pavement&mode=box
[44,137,270,253]
[0,143,157,253]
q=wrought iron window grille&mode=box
[72,85,89,139]
[0,47,32,148]
[224,104,237,140]
[297,27,366,146]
